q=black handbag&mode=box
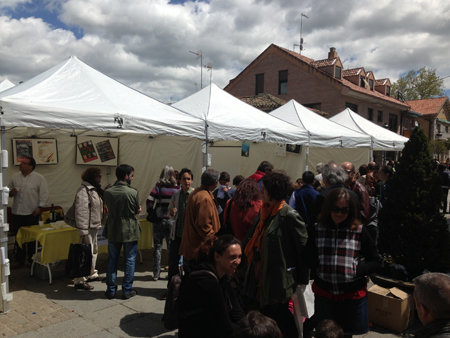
[67,243,92,278]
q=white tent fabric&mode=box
[0,56,205,138]
[269,100,372,148]
[330,108,408,151]
[173,83,310,144]
[0,79,15,92]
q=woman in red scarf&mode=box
[244,171,308,337]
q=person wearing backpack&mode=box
[146,165,179,281]
[73,167,104,290]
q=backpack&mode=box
[65,185,91,228]
[162,269,217,330]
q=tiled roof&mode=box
[240,94,287,112]
[340,78,407,106]
[343,68,364,77]
[376,79,389,86]
[277,45,314,64]
[312,58,337,68]
[406,97,449,116]
[273,45,407,108]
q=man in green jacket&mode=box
[103,164,141,300]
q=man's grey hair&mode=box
[316,162,324,174]
[414,272,450,319]
[322,163,348,186]
[201,168,220,186]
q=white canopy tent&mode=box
[0,79,15,92]
[270,100,372,148]
[0,56,205,138]
[173,83,310,144]
[269,100,372,170]
[330,108,408,151]
[0,56,207,215]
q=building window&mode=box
[360,76,365,87]
[368,108,373,121]
[386,86,391,96]
[369,79,374,90]
[346,102,358,113]
[255,73,264,95]
[388,113,398,132]
[278,70,288,95]
[377,110,383,122]
[446,126,449,133]
[335,66,342,79]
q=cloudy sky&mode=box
[0,0,449,103]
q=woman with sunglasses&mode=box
[307,187,380,337]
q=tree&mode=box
[429,139,449,162]
[378,127,450,279]
[392,67,444,100]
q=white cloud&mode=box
[0,0,449,101]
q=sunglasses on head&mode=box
[331,206,350,214]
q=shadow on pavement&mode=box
[120,312,177,337]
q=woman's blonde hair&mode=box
[159,165,177,186]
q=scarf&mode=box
[245,200,285,264]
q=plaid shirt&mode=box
[316,222,363,295]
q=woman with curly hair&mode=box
[146,165,179,281]
[223,178,262,242]
[244,171,308,337]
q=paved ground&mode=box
[0,249,415,338]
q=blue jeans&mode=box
[314,294,369,335]
[152,219,171,278]
[106,241,138,295]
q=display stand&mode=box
[0,116,12,312]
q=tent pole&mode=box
[304,132,311,171]
[370,138,374,162]
[203,120,209,170]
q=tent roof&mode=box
[269,100,371,148]
[330,108,408,150]
[0,79,15,92]
[173,83,309,144]
[0,56,205,138]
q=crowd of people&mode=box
[8,156,450,337]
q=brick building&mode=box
[225,44,410,134]
[406,96,450,141]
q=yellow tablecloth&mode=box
[17,219,153,261]
[16,224,80,264]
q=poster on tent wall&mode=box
[12,138,58,165]
[76,136,118,166]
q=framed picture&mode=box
[286,144,302,154]
[76,136,118,166]
[12,138,58,165]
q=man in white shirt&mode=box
[9,156,48,265]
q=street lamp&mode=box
[204,64,212,86]
[189,50,203,89]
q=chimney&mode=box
[328,47,337,59]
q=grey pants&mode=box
[152,219,171,278]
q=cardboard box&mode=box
[368,284,415,333]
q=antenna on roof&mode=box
[294,13,309,54]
